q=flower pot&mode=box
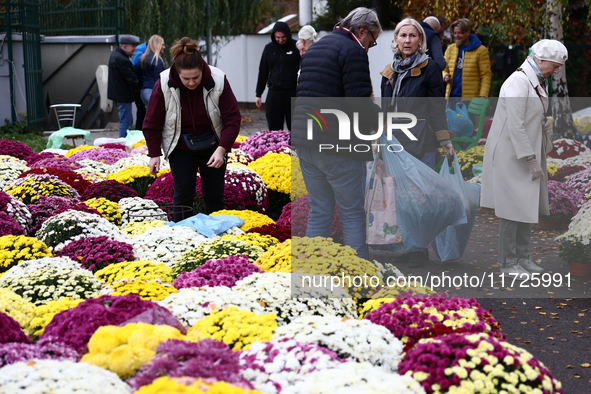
[537,216,569,231]
[569,262,591,277]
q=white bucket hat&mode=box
[531,39,568,64]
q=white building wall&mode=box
[212,29,396,103]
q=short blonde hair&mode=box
[391,17,427,55]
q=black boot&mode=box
[408,250,428,268]
[394,253,411,264]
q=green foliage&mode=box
[0,120,28,135]
[558,239,591,265]
[126,0,263,58]
[0,133,46,153]
[312,0,402,31]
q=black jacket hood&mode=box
[271,21,294,45]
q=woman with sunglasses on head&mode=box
[143,37,241,222]
[380,17,455,268]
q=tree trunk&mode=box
[546,0,577,139]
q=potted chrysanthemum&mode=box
[555,201,591,276]
[537,180,580,231]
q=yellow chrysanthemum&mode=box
[291,156,308,201]
[255,239,291,272]
[131,139,147,149]
[95,260,173,285]
[247,152,291,194]
[84,197,122,226]
[65,145,101,158]
[211,210,274,231]
[82,323,199,379]
[135,377,262,394]
[0,288,35,335]
[28,298,84,338]
[109,278,178,301]
[188,307,277,350]
[0,235,52,272]
[121,220,166,238]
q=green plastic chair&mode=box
[451,98,490,151]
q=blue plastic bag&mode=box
[165,213,244,238]
[432,154,481,261]
[379,135,466,253]
[446,102,474,137]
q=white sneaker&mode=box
[518,258,545,273]
[499,264,532,281]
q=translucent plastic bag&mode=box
[446,102,474,137]
[432,154,481,261]
[379,135,465,252]
[165,213,244,238]
[365,153,402,245]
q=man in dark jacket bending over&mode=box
[291,7,382,260]
[255,21,301,131]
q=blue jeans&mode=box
[115,101,133,138]
[297,146,368,260]
[140,89,153,108]
[419,151,436,170]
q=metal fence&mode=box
[1,0,45,133]
[39,0,125,38]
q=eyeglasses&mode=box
[368,31,377,48]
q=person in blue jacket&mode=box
[131,41,147,129]
[137,35,166,108]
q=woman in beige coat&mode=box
[481,39,568,279]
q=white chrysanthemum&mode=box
[0,156,29,190]
[35,210,131,252]
[158,286,266,328]
[233,272,358,326]
[0,256,84,281]
[556,199,591,244]
[132,225,208,266]
[273,315,404,372]
[76,159,114,176]
[282,362,426,394]
[118,197,167,227]
[0,359,131,393]
[110,155,170,173]
[0,192,31,232]
[239,338,346,394]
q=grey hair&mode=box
[298,25,318,45]
[423,16,441,32]
[391,17,428,55]
[338,7,382,36]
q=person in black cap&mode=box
[108,34,141,138]
[255,21,301,131]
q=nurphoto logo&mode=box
[305,108,418,153]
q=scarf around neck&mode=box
[389,52,430,106]
[527,56,547,87]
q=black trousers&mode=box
[135,91,146,130]
[168,148,226,222]
[265,89,296,131]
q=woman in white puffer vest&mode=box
[143,37,241,222]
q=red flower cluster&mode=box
[548,138,588,159]
[81,180,138,202]
[18,167,91,195]
[247,224,290,243]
